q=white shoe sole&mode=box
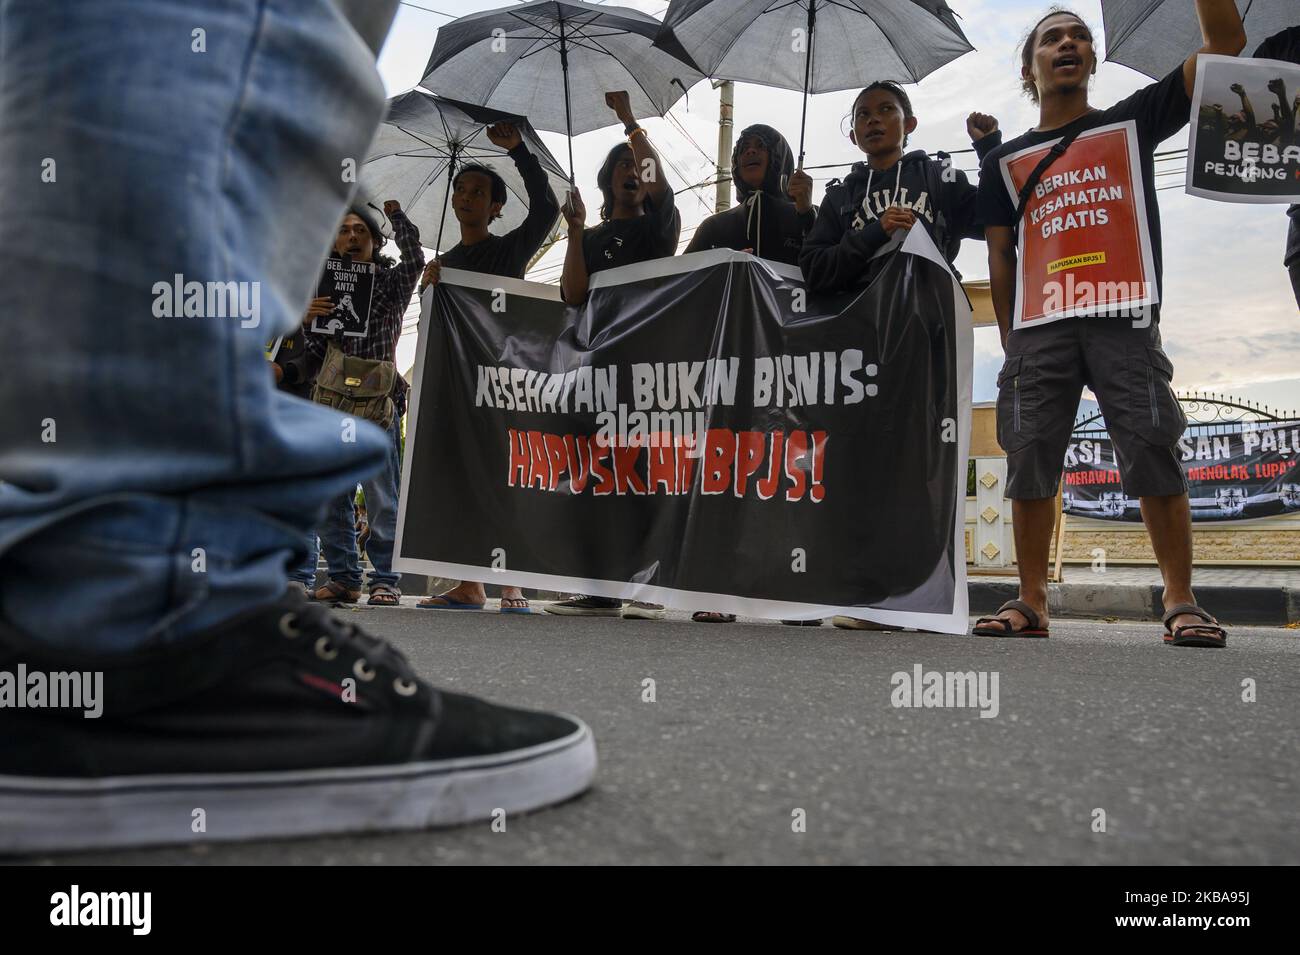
[543,605,623,616]
[832,616,893,631]
[621,608,665,620]
[0,718,596,855]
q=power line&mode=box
[666,112,716,165]
[398,1,456,17]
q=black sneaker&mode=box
[0,589,596,854]
[544,596,624,617]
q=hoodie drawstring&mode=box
[864,162,904,221]
[745,192,763,257]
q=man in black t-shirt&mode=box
[1253,24,1300,308]
[549,91,680,621]
[974,4,1245,647]
[418,122,560,292]
[415,122,559,614]
[559,91,680,307]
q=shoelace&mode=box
[279,594,421,697]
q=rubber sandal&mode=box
[499,598,532,615]
[417,594,486,611]
[973,599,1049,638]
[309,581,360,604]
[367,585,401,606]
[1162,603,1227,648]
[692,611,736,623]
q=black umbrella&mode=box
[1103,0,1294,79]
[420,0,705,181]
[653,0,974,165]
[358,90,568,257]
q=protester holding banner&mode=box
[684,124,815,265]
[678,123,812,624]
[975,3,1245,647]
[416,122,559,614]
[1252,24,1300,308]
[799,81,1001,292]
[306,201,425,606]
[551,91,680,620]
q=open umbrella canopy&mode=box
[1103,0,1295,79]
[653,0,974,93]
[357,90,568,255]
[419,0,705,142]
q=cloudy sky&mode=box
[375,0,1299,412]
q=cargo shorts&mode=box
[996,316,1188,500]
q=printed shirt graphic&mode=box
[999,120,1158,328]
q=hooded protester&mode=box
[800,81,1002,293]
[684,124,815,265]
[685,127,818,627]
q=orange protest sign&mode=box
[999,120,1158,329]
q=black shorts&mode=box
[996,317,1188,501]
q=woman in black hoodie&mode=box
[686,124,814,264]
[800,82,1001,292]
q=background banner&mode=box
[395,229,973,632]
[1187,54,1300,204]
[1065,421,1300,521]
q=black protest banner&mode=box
[312,256,376,338]
[394,230,972,631]
[1188,54,1300,204]
[1065,421,1300,521]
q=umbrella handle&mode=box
[435,144,458,258]
[560,17,575,184]
[797,1,817,168]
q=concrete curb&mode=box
[970,580,1299,626]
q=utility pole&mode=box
[715,80,734,212]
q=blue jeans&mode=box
[0,0,400,653]
[290,531,321,588]
[319,416,402,591]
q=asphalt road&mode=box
[37,606,1300,865]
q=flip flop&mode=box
[1162,603,1227,648]
[417,594,486,611]
[973,599,1049,638]
[499,598,532,615]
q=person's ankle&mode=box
[1017,589,1049,615]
